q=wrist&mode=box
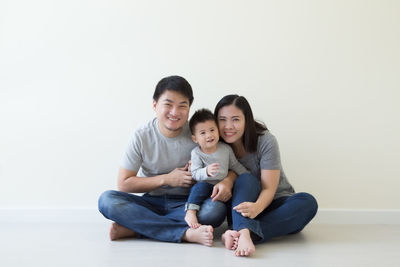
[254,201,264,215]
[223,178,234,188]
[161,173,169,186]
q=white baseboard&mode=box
[0,208,399,224]
[0,208,104,223]
[312,209,400,224]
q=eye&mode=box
[218,118,226,122]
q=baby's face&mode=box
[192,120,220,153]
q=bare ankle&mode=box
[185,210,200,228]
[109,222,136,241]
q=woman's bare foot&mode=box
[109,222,137,241]
[221,230,240,250]
[185,210,201,229]
[234,229,255,257]
[182,225,214,246]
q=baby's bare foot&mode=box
[185,210,201,229]
[234,229,255,257]
[109,222,136,241]
[183,225,214,246]
[221,230,240,250]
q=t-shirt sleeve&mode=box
[228,146,248,175]
[259,134,282,170]
[120,131,143,172]
[190,149,209,181]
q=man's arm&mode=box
[117,165,195,193]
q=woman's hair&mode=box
[214,94,267,152]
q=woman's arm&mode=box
[233,169,280,219]
[210,170,237,202]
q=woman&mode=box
[214,95,318,257]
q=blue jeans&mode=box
[186,182,214,210]
[229,173,318,243]
[98,190,226,243]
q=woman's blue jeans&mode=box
[98,190,226,243]
[229,173,318,243]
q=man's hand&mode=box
[164,163,195,187]
[233,202,262,219]
[210,178,233,202]
[207,163,219,177]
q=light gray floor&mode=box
[1,222,399,267]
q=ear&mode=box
[152,100,157,111]
[191,135,198,143]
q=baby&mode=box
[185,108,248,228]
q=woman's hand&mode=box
[210,178,233,202]
[233,202,262,219]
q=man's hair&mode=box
[189,108,217,134]
[214,94,268,153]
[153,75,194,106]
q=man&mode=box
[98,75,236,246]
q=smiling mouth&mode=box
[224,132,235,137]
[168,117,179,121]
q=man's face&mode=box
[153,90,190,138]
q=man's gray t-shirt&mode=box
[190,142,248,185]
[120,118,197,196]
[239,132,295,199]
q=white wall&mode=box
[1,0,399,210]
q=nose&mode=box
[224,120,233,129]
[169,106,178,116]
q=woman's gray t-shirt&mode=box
[238,132,295,199]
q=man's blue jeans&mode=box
[186,182,214,210]
[98,190,226,243]
[229,173,318,243]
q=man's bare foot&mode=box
[109,222,137,241]
[185,210,201,228]
[182,225,214,246]
[234,229,255,257]
[221,230,240,250]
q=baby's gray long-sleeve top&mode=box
[190,142,248,185]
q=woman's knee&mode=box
[235,173,259,189]
[233,173,261,199]
[198,199,227,227]
[297,192,318,214]
[291,192,318,221]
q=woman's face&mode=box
[217,104,245,145]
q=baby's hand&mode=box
[207,163,219,177]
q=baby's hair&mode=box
[189,108,217,134]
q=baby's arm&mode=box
[191,150,211,181]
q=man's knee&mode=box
[98,190,120,218]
